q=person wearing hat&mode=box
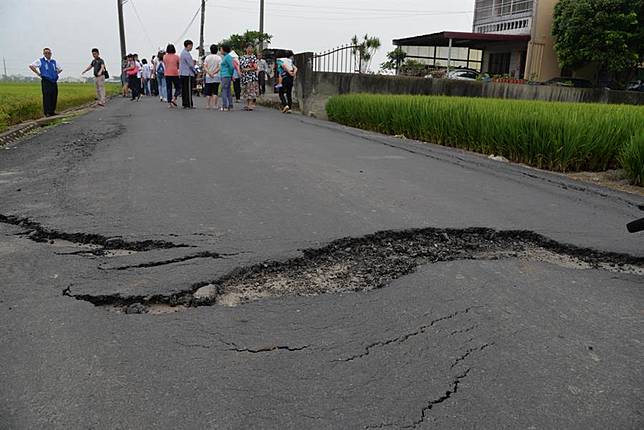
[29,47,63,116]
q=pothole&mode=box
[62,227,644,315]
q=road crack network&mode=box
[364,339,492,429]
[335,307,478,362]
[403,368,472,429]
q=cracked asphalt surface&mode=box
[1,98,643,429]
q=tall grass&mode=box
[0,82,120,132]
[619,131,644,186]
[326,94,644,176]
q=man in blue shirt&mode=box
[179,40,196,109]
[29,47,63,116]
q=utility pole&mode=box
[2,57,7,78]
[199,0,206,58]
[259,0,265,49]
[117,0,127,61]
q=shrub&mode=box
[326,94,644,174]
[620,131,644,186]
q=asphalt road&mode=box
[1,97,643,429]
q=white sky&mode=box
[0,0,474,77]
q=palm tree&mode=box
[388,47,407,75]
[351,34,381,73]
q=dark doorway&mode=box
[489,52,511,75]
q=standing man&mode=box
[82,48,106,106]
[257,52,268,96]
[29,48,63,117]
[179,40,196,109]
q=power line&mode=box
[208,3,472,21]
[128,0,156,50]
[175,2,205,44]
[220,0,472,15]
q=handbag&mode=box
[104,68,110,79]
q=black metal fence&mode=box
[313,45,360,74]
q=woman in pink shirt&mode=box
[163,44,181,107]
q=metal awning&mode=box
[393,31,530,49]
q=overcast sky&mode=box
[0,0,474,77]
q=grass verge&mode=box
[619,131,644,186]
[326,94,644,184]
[0,82,120,132]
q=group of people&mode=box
[29,47,109,116]
[122,40,297,113]
[27,41,297,118]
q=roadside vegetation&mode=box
[0,82,120,132]
[326,94,644,185]
[620,131,644,186]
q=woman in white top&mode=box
[203,44,222,110]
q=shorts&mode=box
[204,82,220,96]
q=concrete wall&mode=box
[294,68,644,120]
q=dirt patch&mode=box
[566,170,644,197]
[62,227,644,314]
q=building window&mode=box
[475,0,534,19]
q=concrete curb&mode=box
[256,94,299,112]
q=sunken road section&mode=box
[60,227,644,314]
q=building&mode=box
[393,0,561,81]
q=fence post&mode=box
[294,52,314,114]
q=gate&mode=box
[313,45,361,74]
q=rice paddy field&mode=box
[326,94,644,185]
[0,82,120,132]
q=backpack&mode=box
[156,62,165,78]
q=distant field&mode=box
[0,82,120,132]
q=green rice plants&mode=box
[0,82,120,132]
[619,131,644,186]
[326,94,644,177]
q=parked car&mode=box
[541,77,593,88]
[626,80,644,92]
[447,69,480,81]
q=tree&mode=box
[222,31,272,54]
[552,0,644,80]
[351,34,381,73]
[380,47,408,74]
[400,60,427,77]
